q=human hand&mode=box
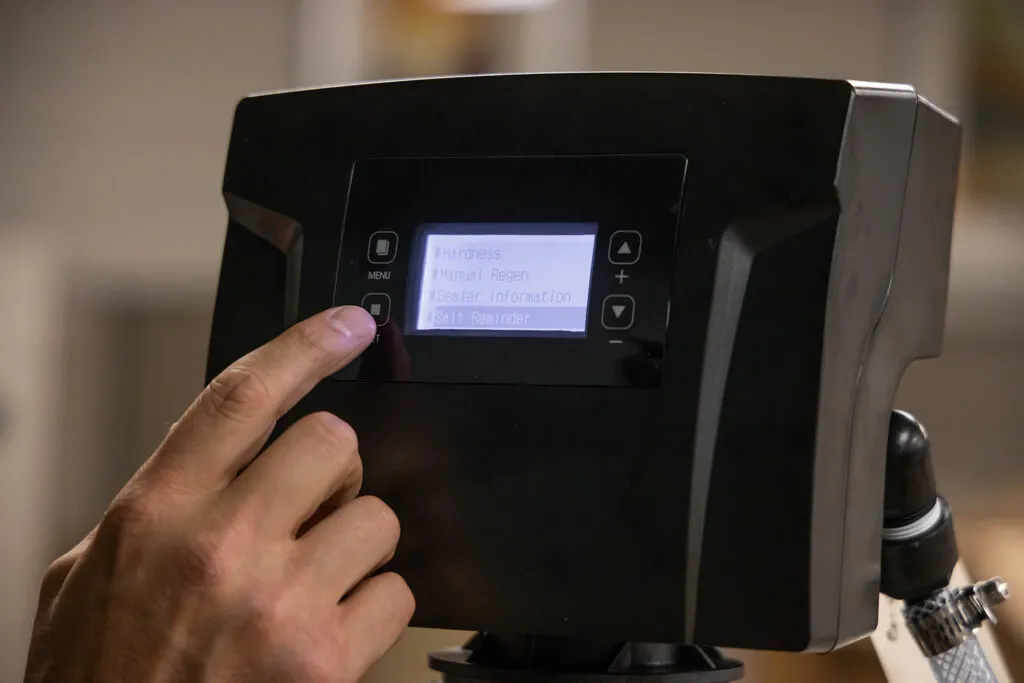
[24,306,414,683]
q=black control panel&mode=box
[332,155,687,387]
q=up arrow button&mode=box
[609,230,641,265]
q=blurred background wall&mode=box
[1,1,1021,682]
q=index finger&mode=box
[145,305,376,495]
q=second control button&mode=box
[361,292,391,326]
[601,294,635,330]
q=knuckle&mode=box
[333,655,365,683]
[242,590,293,646]
[43,555,74,582]
[290,318,331,357]
[176,529,234,593]
[101,490,158,535]
[287,652,338,683]
[353,495,400,543]
[378,572,416,620]
[39,552,78,600]
[297,413,363,486]
[203,365,272,424]
[303,411,359,454]
[95,490,162,571]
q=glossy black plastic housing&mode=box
[207,73,961,652]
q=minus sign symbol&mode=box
[608,339,624,344]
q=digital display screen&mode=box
[411,223,598,336]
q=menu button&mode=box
[368,231,398,264]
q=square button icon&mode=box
[361,293,391,326]
[367,231,398,264]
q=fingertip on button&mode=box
[361,292,392,326]
[327,305,378,341]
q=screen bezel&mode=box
[332,154,687,387]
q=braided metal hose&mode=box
[903,580,1010,683]
[926,636,998,683]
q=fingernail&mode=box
[327,306,376,341]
